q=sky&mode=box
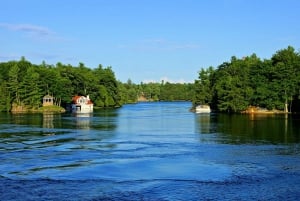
[1,0,300,83]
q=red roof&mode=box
[72,96,81,103]
[72,96,93,104]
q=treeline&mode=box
[0,57,194,112]
[193,46,300,113]
[120,80,194,103]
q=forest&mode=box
[193,46,300,113]
[122,80,193,103]
[0,57,193,112]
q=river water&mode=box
[0,102,300,200]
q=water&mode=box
[0,102,300,200]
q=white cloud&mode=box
[0,23,69,42]
[0,23,54,36]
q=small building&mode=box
[43,95,54,107]
[71,95,93,113]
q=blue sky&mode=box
[1,0,300,83]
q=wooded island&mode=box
[193,46,300,113]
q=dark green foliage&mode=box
[193,46,300,113]
[93,66,121,107]
[118,81,194,103]
[118,79,139,104]
[193,66,214,106]
[0,58,122,112]
[19,66,43,108]
[159,82,193,101]
[0,81,11,111]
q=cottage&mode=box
[71,95,93,113]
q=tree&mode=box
[271,46,300,112]
[93,66,121,107]
[19,66,42,108]
[193,66,214,106]
[212,59,251,113]
[8,63,21,105]
[119,79,138,104]
[0,81,11,111]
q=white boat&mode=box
[195,105,211,113]
[71,95,93,113]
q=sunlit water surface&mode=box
[1,102,300,200]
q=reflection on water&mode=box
[11,113,42,126]
[72,113,92,129]
[195,113,300,144]
[43,113,54,129]
[0,110,119,132]
[195,114,212,134]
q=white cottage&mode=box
[71,95,93,113]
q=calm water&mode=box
[0,102,300,200]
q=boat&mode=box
[71,95,93,113]
[195,105,211,113]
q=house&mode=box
[71,95,93,113]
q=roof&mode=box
[72,95,93,104]
[72,95,81,103]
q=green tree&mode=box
[8,63,21,105]
[193,66,214,107]
[210,57,252,112]
[119,79,138,104]
[271,46,300,112]
[0,81,11,111]
[93,66,120,107]
[19,66,42,108]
